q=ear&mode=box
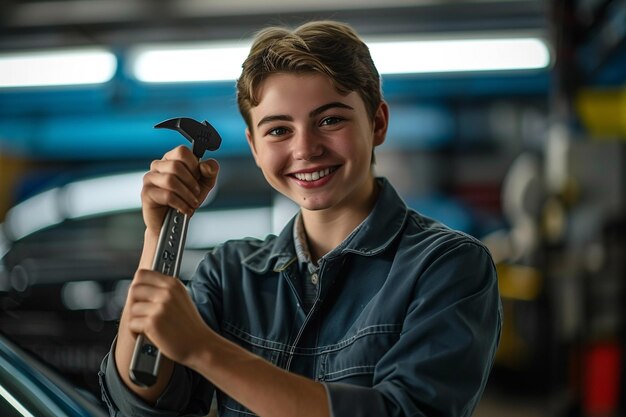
[372,101,389,147]
[246,128,261,167]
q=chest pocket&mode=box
[318,324,402,385]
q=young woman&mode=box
[100,20,501,417]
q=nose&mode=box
[292,128,324,160]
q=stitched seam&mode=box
[223,322,289,351]
[320,325,402,354]
[223,322,401,355]
[325,365,376,379]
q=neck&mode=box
[301,179,379,262]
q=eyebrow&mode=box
[256,101,354,128]
[310,102,354,118]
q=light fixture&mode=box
[0,48,117,88]
[130,41,250,83]
[368,36,550,74]
[130,35,550,84]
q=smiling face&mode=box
[246,72,388,216]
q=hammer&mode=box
[129,117,221,388]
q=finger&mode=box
[142,185,196,216]
[162,145,201,175]
[161,145,203,194]
[149,159,202,197]
[142,174,200,215]
[199,159,219,184]
[197,159,220,199]
[129,300,160,317]
[129,270,173,299]
[127,316,150,335]
[132,269,178,289]
[127,283,162,304]
[200,158,219,178]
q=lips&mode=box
[293,167,337,182]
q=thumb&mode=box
[198,158,219,196]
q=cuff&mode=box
[323,382,388,417]
[99,338,192,416]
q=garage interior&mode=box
[0,1,625,416]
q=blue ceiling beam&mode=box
[0,102,456,159]
[0,73,549,159]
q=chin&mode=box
[298,197,331,211]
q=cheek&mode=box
[338,130,373,161]
[255,145,283,174]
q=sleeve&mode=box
[98,338,215,417]
[324,240,502,417]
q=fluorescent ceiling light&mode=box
[131,42,250,83]
[368,37,550,74]
[0,48,117,88]
[131,35,549,83]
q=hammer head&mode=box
[155,117,222,158]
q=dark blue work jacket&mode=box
[100,178,502,417]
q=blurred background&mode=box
[0,0,624,416]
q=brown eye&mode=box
[320,117,344,126]
[268,127,289,136]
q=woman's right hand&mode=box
[141,145,220,233]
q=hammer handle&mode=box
[129,207,190,387]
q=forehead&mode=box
[257,73,338,101]
[250,73,362,119]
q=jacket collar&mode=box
[242,177,408,274]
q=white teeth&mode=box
[295,167,333,181]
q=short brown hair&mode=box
[236,20,382,129]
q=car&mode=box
[0,163,295,399]
[0,331,108,417]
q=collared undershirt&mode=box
[292,211,366,312]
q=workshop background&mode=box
[0,0,624,416]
